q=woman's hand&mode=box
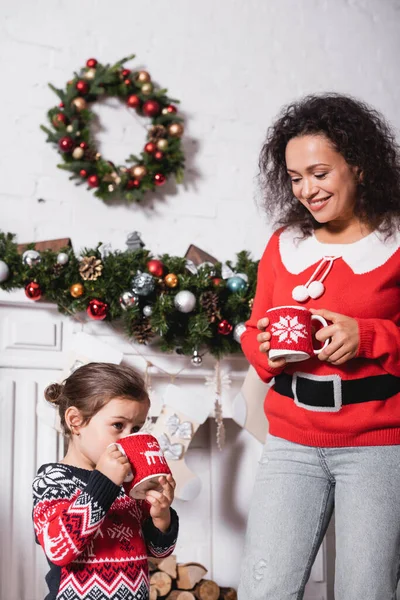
[146,474,176,532]
[310,308,360,365]
[257,317,286,369]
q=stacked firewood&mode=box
[148,556,237,600]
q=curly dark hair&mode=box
[259,93,400,237]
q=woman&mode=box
[238,94,400,600]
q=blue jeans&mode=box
[238,434,400,600]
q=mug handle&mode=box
[113,442,134,482]
[311,315,329,355]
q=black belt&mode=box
[274,372,400,412]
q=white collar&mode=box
[279,227,400,274]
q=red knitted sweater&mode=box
[32,463,178,600]
[241,227,400,447]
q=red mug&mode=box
[116,433,171,499]
[266,305,329,363]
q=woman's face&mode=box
[285,134,360,225]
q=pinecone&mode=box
[131,319,155,344]
[200,291,221,323]
[148,125,167,141]
[84,148,98,162]
[52,263,64,277]
[79,256,103,281]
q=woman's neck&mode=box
[315,219,373,244]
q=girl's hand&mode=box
[310,308,359,365]
[146,474,176,532]
[96,444,131,487]
[257,316,287,369]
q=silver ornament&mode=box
[22,249,41,267]
[119,290,139,310]
[57,252,69,265]
[233,322,247,343]
[131,271,155,296]
[174,290,196,313]
[0,260,10,282]
[191,350,203,366]
[143,305,153,317]
[126,231,145,252]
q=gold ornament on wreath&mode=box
[41,54,185,204]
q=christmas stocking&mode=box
[149,383,209,501]
[232,366,270,444]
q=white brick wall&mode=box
[1,0,399,260]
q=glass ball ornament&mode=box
[143,305,153,317]
[233,322,246,343]
[191,350,203,367]
[119,291,139,310]
[218,319,233,335]
[57,252,69,266]
[147,259,164,278]
[226,276,247,293]
[131,271,156,296]
[164,273,179,288]
[70,283,84,298]
[22,250,41,267]
[25,281,42,301]
[0,260,10,282]
[87,298,108,320]
[174,290,196,313]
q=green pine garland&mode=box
[0,232,258,359]
[41,55,185,204]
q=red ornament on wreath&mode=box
[87,299,108,320]
[76,80,89,94]
[126,179,140,189]
[154,173,166,186]
[43,55,185,204]
[142,100,161,117]
[127,94,140,108]
[52,113,67,127]
[58,137,74,153]
[147,259,164,278]
[88,174,99,188]
[25,281,42,301]
[218,320,233,335]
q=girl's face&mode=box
[73,396,150,469]
[285,134,360,226]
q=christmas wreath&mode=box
[41,55,185,204]
[0,232,257,361]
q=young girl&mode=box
[32,362,178,600]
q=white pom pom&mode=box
[308,280,325,299]
[292,285,309,302]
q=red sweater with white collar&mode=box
[241,226,400,447]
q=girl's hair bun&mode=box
[44,383,64,406]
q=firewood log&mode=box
[148,555,177,578]
[149,585,158,600]
[219,587,237,600]
[167,592,196,600]
[193,579,220,600]
[176,563,208,590]
[150,571,172,596]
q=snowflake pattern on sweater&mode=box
[33,463,178,600]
